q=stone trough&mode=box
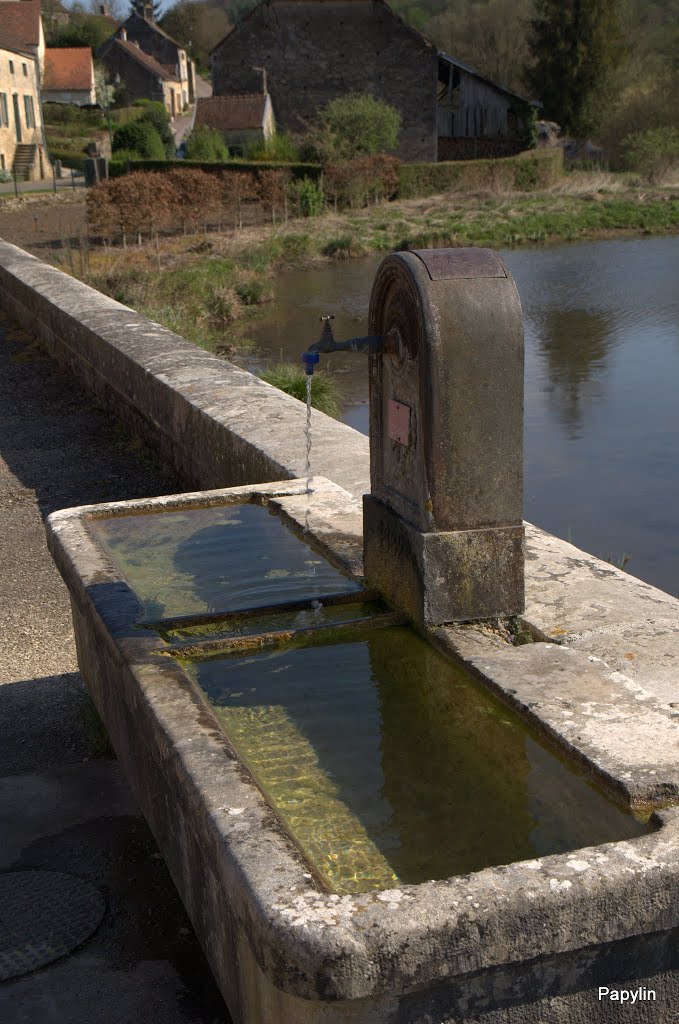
[46,477,679,1023]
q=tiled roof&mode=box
[0,1,41,50]
[196,95,267,132]
[43,48,94,91]
[0,27,34,58]
[114,38,179,81]
[126,11,184,51]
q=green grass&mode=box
[260,362,342,418]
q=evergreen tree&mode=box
[524,0,624,136]
[129,0,163,21]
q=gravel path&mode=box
[0,309,231,1023]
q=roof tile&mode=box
[43,48,94,91]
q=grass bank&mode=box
[42,171,679,410]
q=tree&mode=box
[113,119,166,159]
[316,93,401,161]
[184,124,230,161]
[524,0,624,136]
[49,12,116,50]
[129,0,163,20]
[134,100,176,158]
[160,1,231,75]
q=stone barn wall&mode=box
[211,0,438,162]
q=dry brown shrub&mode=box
[221,171,257,228]
[256,168,292,223]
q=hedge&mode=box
[127,158,323,181]
[398,148,564,198]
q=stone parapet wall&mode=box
[0,239,369,497]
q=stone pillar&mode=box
[363,247,524,625]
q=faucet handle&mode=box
[320,314,335,322]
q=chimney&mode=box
[99,3,110,15]
[119,27,127,41]
[143,2,154,22]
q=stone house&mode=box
[113,2,195,108]
[0,0,45,76]
[98,31,183,117]
[0,9,47,180]
[211,0,437,162]
[194,94,275,154]
[211,0,534,162]
[43,48,96,106]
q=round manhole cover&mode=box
[0,870,105,981]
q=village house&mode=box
[0,5,47,180]
[0,0,45,76]
[42,48,96,106]
[0,37,46,179]
[211,0,534,162]
[98,30,183,117]
[194,93,275,155]
[100,2,195,110]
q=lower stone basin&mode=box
[46,478,679,1023]
[180,626,646,897]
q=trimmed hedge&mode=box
[398,148,564,198]
[127,158,323,181]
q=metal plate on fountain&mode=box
[0,871,105,980]
[410,247,507,280]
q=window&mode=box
[9,60,14,74]
[22,63,27,76]
[0,93,8,127]
[0,154,5,171]
[23,95,35,129]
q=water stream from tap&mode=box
[304,374,313,531]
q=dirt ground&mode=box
[0,194,87,256]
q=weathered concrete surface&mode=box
[46,481,679,1023]
[364,250,524,623]
[0,238,370,499]
[0,314,230,1022]
[525,523,679,704]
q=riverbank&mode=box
[10,171,679,363]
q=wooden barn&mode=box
[437,53,534,160]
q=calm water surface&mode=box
[251,236,679,597]
[188,626,647,895]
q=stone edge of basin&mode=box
[45,478,679,1005]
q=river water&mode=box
[250,235,679,598]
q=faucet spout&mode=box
[302,315,383,374]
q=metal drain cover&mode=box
[0,870,105,981]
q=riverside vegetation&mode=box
[43,160,679,416]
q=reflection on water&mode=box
[89,503,359,620]
[250,235,679,596]
[187,626,648,894]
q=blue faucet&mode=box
[302,315,383,375]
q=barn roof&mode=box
[0,0,42,50]
[43,48,94,91]
[195,95,268,132]
[438,52,537,107]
